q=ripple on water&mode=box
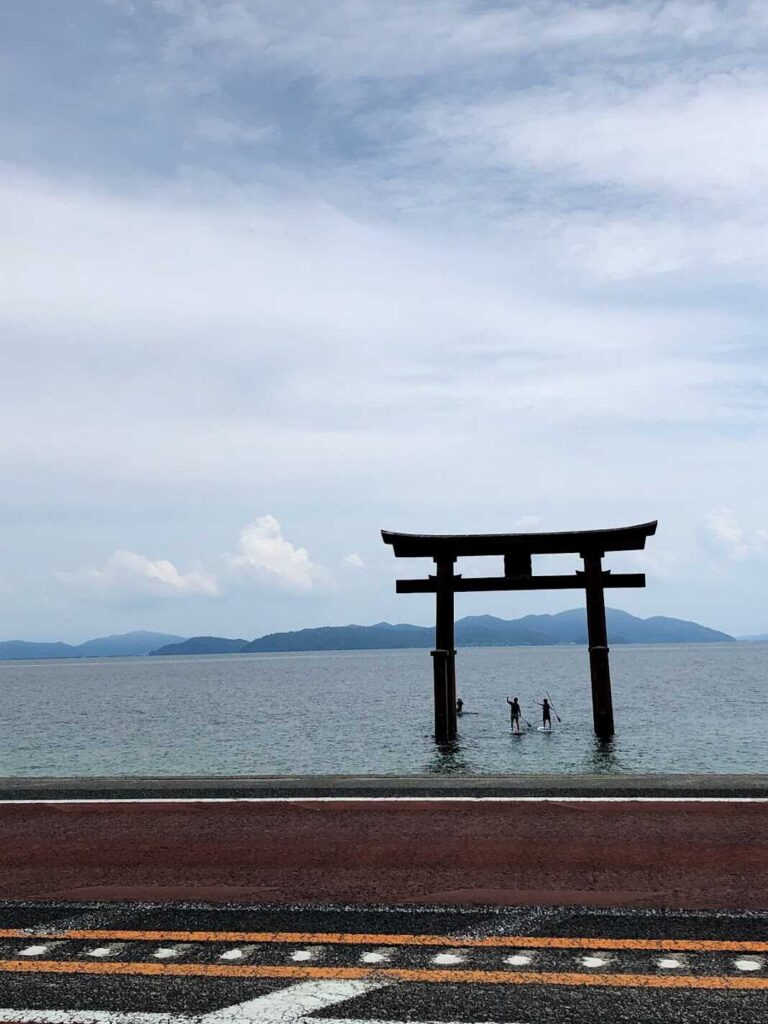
[0,643,765,776]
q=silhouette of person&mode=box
[539,698,552,730]
[507,696,522,734]
[456,698,464,715]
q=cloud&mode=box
[227,515,327,591]
[57,550,219,599]
[342,553,366,569]
[697,506,768,562]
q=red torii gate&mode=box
[382,521,657,742]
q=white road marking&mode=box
[505,953,533,966]
[290,948,317,961]
[2,796,768,804]
[152,947,180,959]
[734,958,762,971]
[361,951,389,963]
[202,977,391,1023]
[0,1014,182,1024]
[432,952,465,965]
[219,947,245,960]
[581,955,609,968]
[17,944,48,956]
[87,946,117,958]
[658,957,683,969]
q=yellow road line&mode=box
[0,960,765,990]
[1,929,767,953]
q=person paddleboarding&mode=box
[456,698,464,715]
[537,698,552,731]
[507,696,522,734]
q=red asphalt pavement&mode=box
[0,800,765,909]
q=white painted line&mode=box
[360,950,389,963]
[17,944,48,956]
[734,958,763,971]
[152,947,179,959]
[0,1013,182,1024]
[432,952,465,965]
[87,946,116,958]
[2,796,768,804]
[581,955,609,968]
[290,948,317,961]
[203,977,391,1023]
[505,953,533,966]
[219,947,245,960]
[658,957,683,969]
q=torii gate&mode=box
[382,521,657,742]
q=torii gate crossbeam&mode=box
[382,521,658,742]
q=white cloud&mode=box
[342,553,366,569]
[419,74,768,211]
[227,514,327,591]
[622,548,679,581]
[57,550,219,598]
[697,507,768,562]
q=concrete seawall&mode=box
[1,772,768,799]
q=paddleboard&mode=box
[537,726,554,733]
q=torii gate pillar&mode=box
[582,551,614,739]
[432,557,457,742]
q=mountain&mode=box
[0,631,186,661]
[244,622,434,652]
[224,608,732,654]
[0,640,78,661]
[3,611,735,661]
[74,632,185,658]
[151,636,248,656]
[488,608,734,645]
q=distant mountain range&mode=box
[151,608,735,656]
[0,632,184,661]
[0,610,744,662]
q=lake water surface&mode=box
[0,643,765,776]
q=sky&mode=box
[1,0,768,643]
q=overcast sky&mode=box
[2,0,767,642]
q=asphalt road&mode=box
[0,900,766,1023]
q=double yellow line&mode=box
[0,928,765,991]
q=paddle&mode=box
[545,691,562,723]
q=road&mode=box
[0,900,766,1022]
[0,778,766,1019]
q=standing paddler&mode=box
[507,696,522,734]
[537,698,552,731]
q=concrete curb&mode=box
[0,773,767,799]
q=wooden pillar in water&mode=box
[432,557,457,742]
[582,550,614,739]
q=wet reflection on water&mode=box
[424,739,470,775]
[587,737,622,774]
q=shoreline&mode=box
[1,772,768,800]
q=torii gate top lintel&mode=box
[381,520,657,559]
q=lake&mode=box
[0,643,765,777]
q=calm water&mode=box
[0,644,766,777]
